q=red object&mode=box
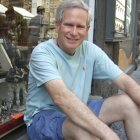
[11,113,24,119]
[0,115,24,138]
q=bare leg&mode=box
[99,94,140,140]
[62,93,140,140]
[62,119,100,140]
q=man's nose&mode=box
[71,26,78,35]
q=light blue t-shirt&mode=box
[24,39,123,126]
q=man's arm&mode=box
[112,73,140,106]
[44,79,119,140]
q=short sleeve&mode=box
[93,47,123,80]
[29,45,61,87]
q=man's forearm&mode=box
[45,80,119,139]
[113,73,140,106]
[58,89,118,139]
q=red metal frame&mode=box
[0,115,24,138]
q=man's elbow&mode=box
[52,92,65,107]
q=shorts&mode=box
[27,99,104,140]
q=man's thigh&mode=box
[27,98,114,140]
[27,110,66,140]
[99,94,130,124]
[62,99,105,140]
[27,99,104,140]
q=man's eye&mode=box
[63,23,86,30]
[64,24,73,27]
[78,26,85,29]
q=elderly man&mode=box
[24,0,140,140]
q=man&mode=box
[28,6,45,47]
[24,0,140,140]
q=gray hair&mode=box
[55,0,92,26]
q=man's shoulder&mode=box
[33,39,55,53]
[82,40,98,47]
[82,40,102,52]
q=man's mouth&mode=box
[66,37,78,41]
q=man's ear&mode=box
[87,26,90,31]
[55,21,61,33]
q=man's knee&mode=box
[119,94,139,117]
[99,94,139,123]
